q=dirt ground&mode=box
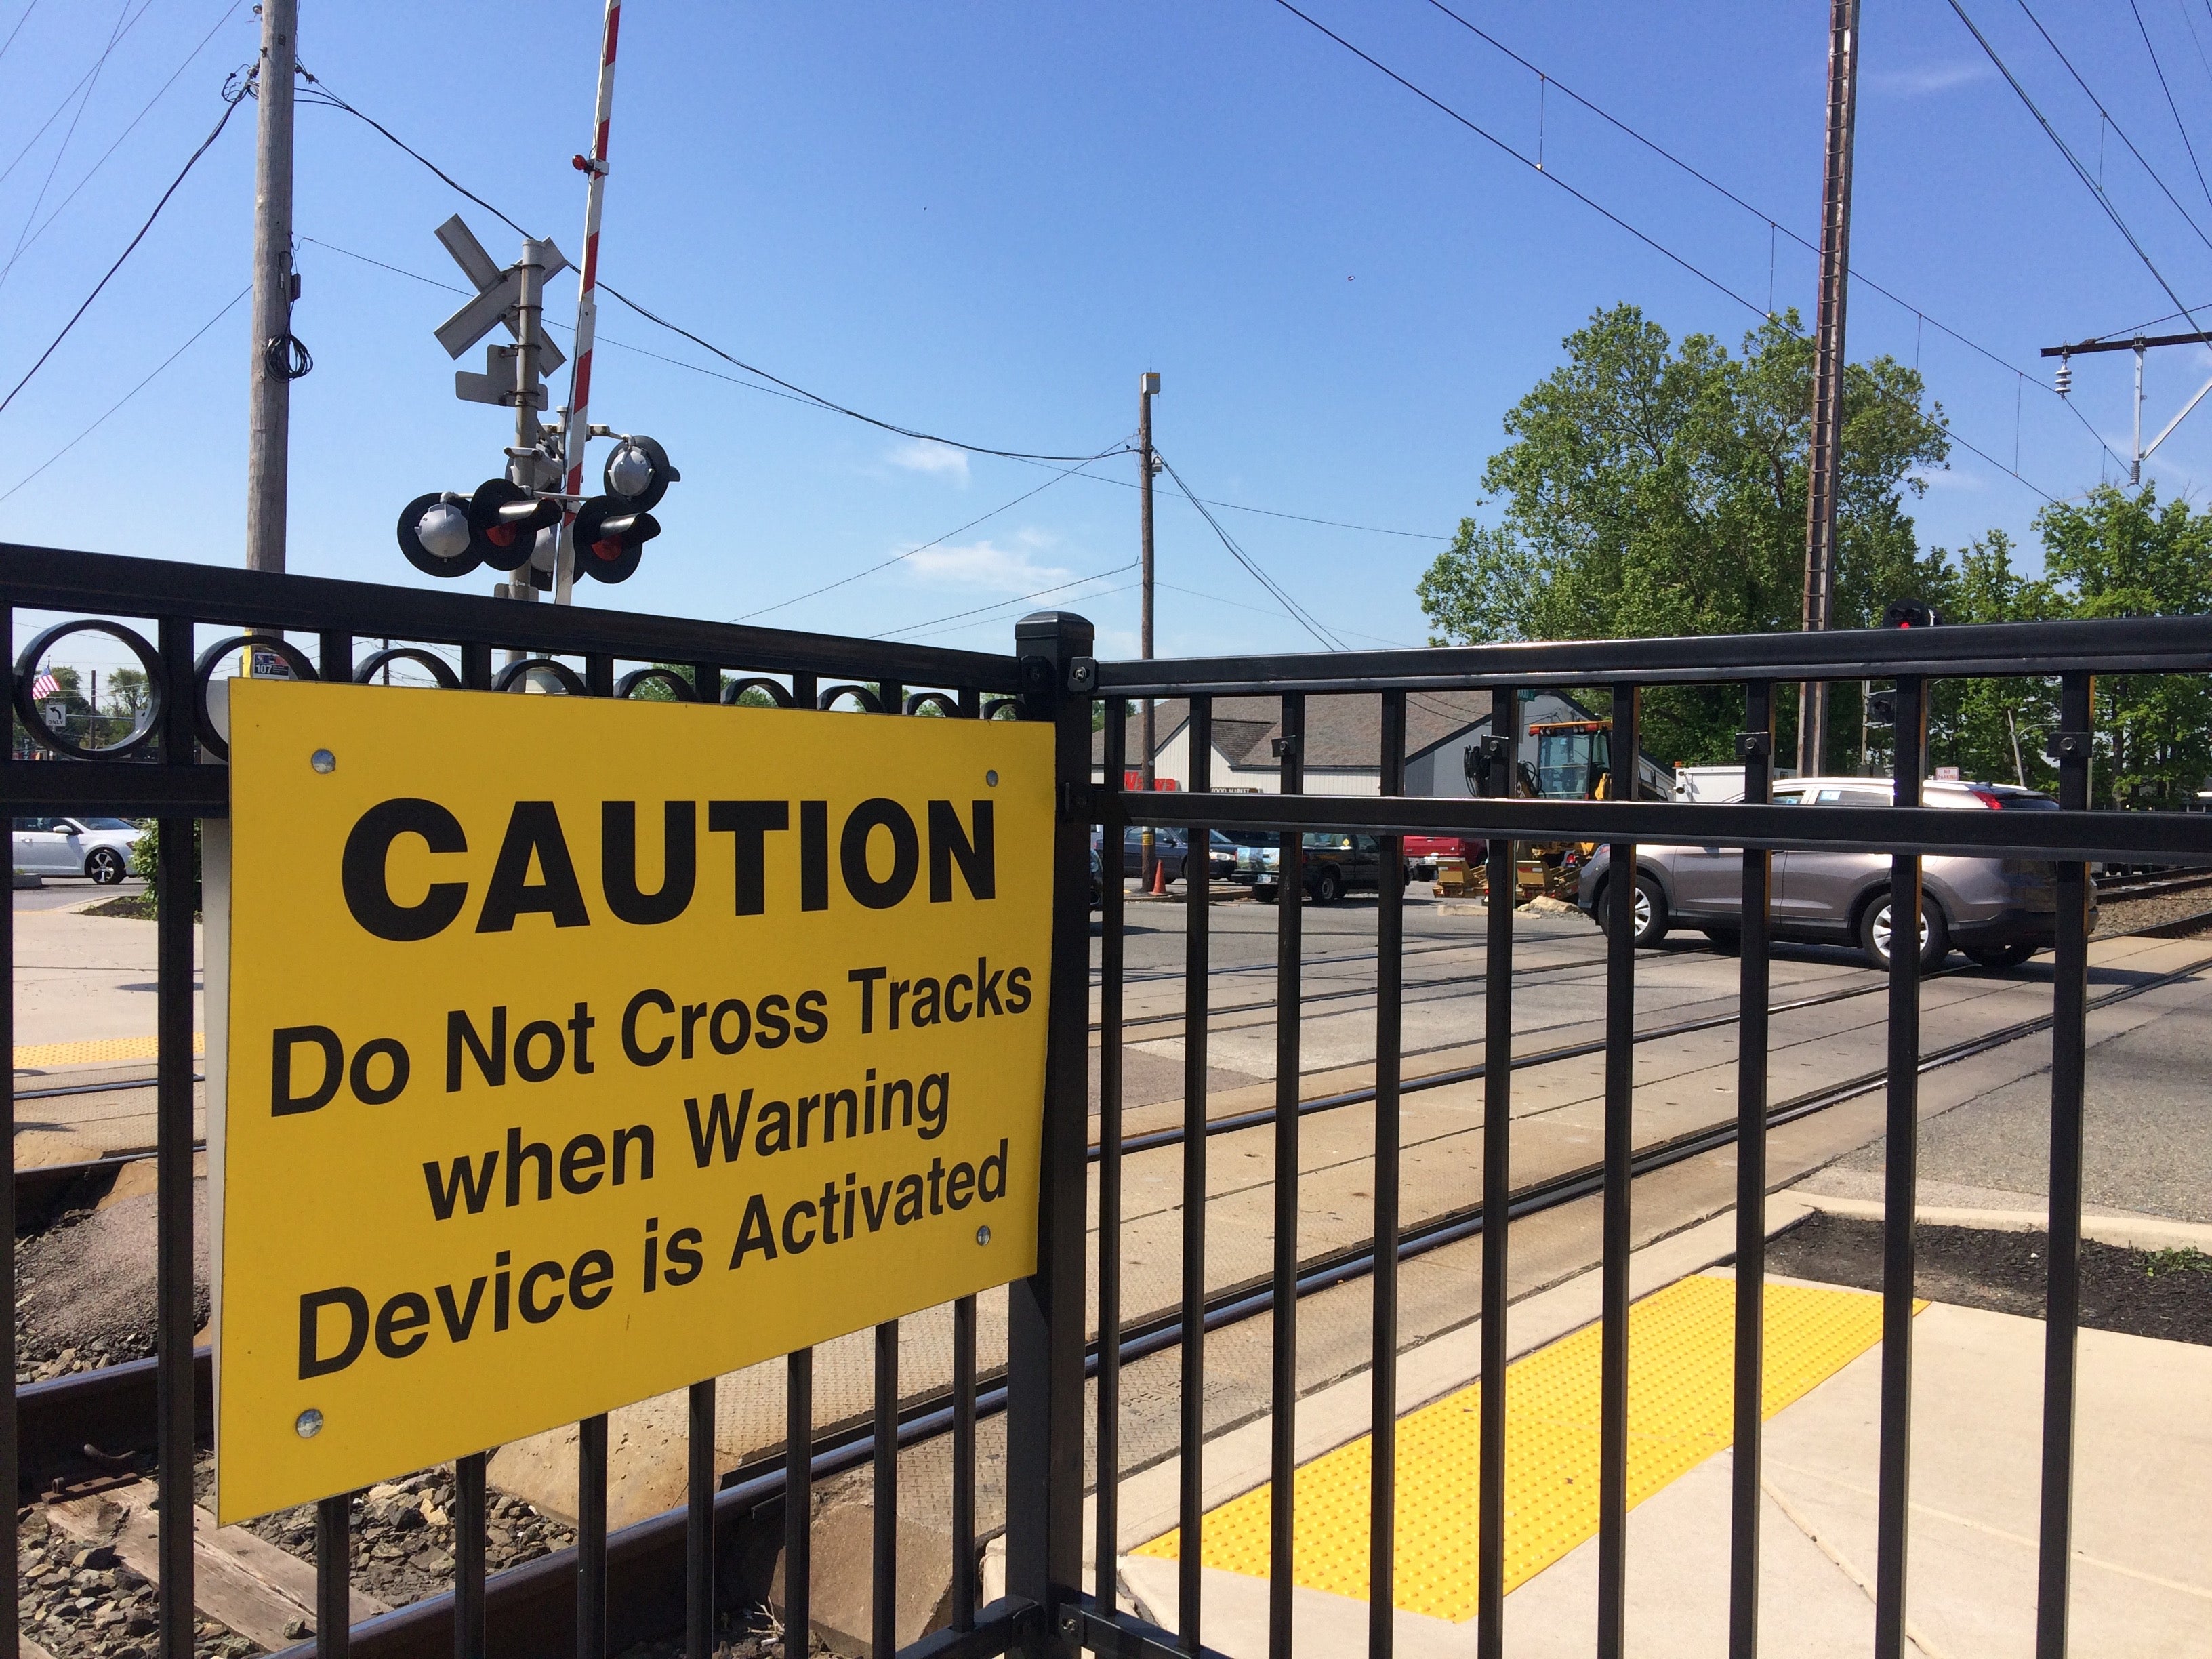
[1765,1210,2212,1345]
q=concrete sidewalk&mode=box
[1118,1282,2212,1658]
[12,903,205,1164]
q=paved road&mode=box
[13,876,142,912]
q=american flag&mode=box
[28,672,57,701]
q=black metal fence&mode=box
[3,541,2207,1659]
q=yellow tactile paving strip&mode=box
[1135,1273,1922,1622]
[14,1035,203,1069]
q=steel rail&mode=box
[1094,949,2027,1160]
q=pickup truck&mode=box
[1233,831,1389,904]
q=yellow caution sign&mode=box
[209,680,1053,1523]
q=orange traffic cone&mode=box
[1149,857,1168,896]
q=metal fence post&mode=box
[156,615,198,1659]
[1007,610,1096,1656]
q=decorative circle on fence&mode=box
[903,691,962,718]
[493,658,591,695]
[816,683,884,713]
[192,635,321,758]
[613,667,697,701]
[352,647,462,690]
[13,619,167,760]
[720,676,794,708]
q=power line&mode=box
[0,0,247,285]
[0,0,44,70]
[2129,0,2212,213]
[298,72,1132,468]
[729,445,1128,623]
[1155,448,1348,650]
[901,581,1142,644]
[0,0,156,189]
[2,0,136,293]
[1159,579,1420,649]
[877,562,1138,639]
[1948,0,2204,335]
[0,73,246,419]
[303,234,1456,548]
[0,283,244,503]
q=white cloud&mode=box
[905,536,1070,590]
[1870,63,1994,96]
[887,440,970,480]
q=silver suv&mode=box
[1576,777,2090,970]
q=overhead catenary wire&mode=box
[2009,0,2212,248]
[0,73,247,420]
[2129,0,2212,213]
[1948,0,2205,336]
[1273,0,2064,501]
[0,0,43,70]
[1416,0,2131,476]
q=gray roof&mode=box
[1092,691,1506,773]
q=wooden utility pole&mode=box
[1799,0,1860,776]
[1138,371,1160,886]
[245,0,298,573]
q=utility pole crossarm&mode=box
[2039,330,2212,357]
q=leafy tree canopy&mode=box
[1417,304,1948,766]
[1919,486,2212,808]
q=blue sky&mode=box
[3,0,2210,673]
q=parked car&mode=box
[1090,846,1103,910]
[11,815,142,884]
[1575,777,2091,970]
[1237,831,1389,905]
[1097,825,1237,884]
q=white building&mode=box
[1092,690,1668,798]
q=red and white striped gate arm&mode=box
[555,0,621,604]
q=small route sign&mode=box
[209,680,1052,1523]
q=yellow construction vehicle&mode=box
[1474,717,1615,900]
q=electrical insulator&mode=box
[2055,356,2072,399]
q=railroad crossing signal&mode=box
[398,214,678,590]
[433,216,567,405]
[571,436,679,585]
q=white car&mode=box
[12,816,142,884]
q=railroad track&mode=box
[2093,864,2212,902]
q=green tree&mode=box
[1914,531,2053,787]
[2034,484,2212,807]
[1416,304,1949,769]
